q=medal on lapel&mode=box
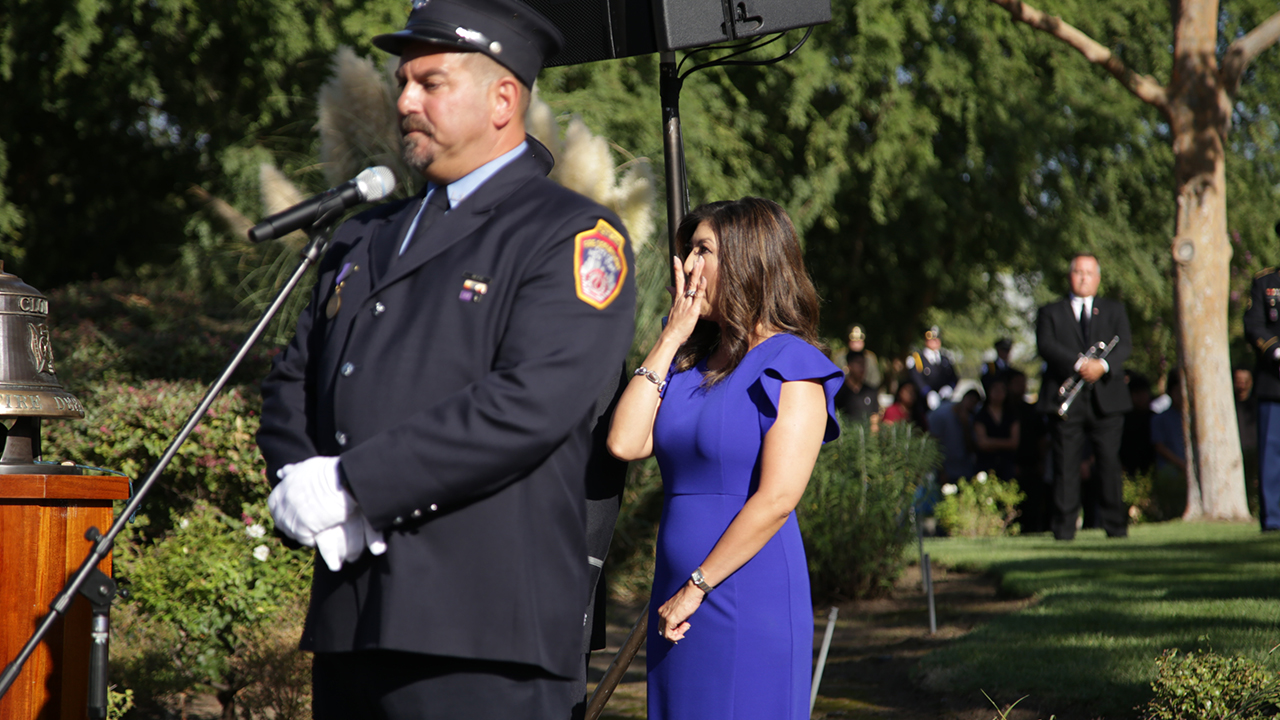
[327,263,358,319]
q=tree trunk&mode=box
[1169,0,1250,520]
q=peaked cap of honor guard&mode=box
[372,0,564,88]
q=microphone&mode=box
[248,166,397,243]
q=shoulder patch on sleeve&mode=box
[573,219,628,310]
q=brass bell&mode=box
[0,263,84,474]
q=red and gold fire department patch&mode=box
[573,219,627,310]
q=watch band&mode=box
[690,566,715,594]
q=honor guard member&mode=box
[834,353,879,422]
[843,323,882,389]
[982,337,1014,384]
[907,325,959,425]
[255,1,637,717]
[1244,266,1280,532]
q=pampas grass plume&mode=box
[317,47,404,188]
[259,163,305,215]
[528,91,655,245]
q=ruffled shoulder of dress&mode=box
[757,334,843,443]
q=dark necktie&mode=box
[1079,302,1090,341]
[402,187,451,256]
[380,187,450,277]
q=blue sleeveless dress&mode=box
[647,333,842,720]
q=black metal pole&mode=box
[0,221,336,704]
[660,50,688,282]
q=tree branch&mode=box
[988,0,1170,112]
[1222,10,1280,95]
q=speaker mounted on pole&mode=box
[522,0,831,66]
[658,0,831,51]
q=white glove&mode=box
[938,385,954,400]
[313,511,388,572]
[926,390,941,411]
[268,456,355,545]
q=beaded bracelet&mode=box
[634,366,667,394]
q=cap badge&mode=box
[412,0,431,9]
[455,27,495,51]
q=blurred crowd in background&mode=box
[827,324,1260,532]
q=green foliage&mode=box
[107,685,134,720]
[934,471,1025,538]
[0,0,405,289]
[47,275,273,389]
[1144,648,1280,720]
[112,503,312,717]
[1124,468,1188,524]
[799,421,942,601]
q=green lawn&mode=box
[920,522,1280,719]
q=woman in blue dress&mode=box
[607,198,842,720]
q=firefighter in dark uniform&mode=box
[1244,267,1280,532]
[255,1,637,717]
[907,325,959,427]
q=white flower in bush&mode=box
[975,471,988,483]
[179,518,190,529]
[245,524,266,539]
[942,483,958,496]
[252,544,269,562]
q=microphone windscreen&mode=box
[355,166,397,203]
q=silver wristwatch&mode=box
[690,567,715,594]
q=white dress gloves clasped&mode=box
[268,456,387,571]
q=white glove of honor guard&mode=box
[313,513,388,572]
[926,390,941,411]
[269,456,386,571]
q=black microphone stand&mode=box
[0,215,341,716]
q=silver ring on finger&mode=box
[684,289,696,298]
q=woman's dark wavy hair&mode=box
[673,197,822,386]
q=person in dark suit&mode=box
[981,337,1015,384]
[255,1,637,717]
[1244,267,1280,531]
[1036,253,1132,540]
[834,353,879,422]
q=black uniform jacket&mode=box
[1244,269,1280,402]
[256,138,636,679]
[1035,296,1132,416]
[908,351,958,395]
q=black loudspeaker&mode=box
[522,0,831,67]
[523,0,659,67]
[658,0,831,51]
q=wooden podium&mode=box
[0,474,129,720]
